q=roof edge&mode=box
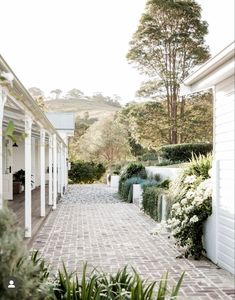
[184,41,235,86]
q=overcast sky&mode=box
[0,0,234,102]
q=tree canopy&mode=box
[127,0,210,144]
[117,91,213,150]
[77,118,131,166]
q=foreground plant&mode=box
[51,263,184,300]
[0,207,50,300]
[168,154,212,259]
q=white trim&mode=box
[52,134,57,210]
[184,41,235,85]
[40,128,46,217]
[48,135,53,206]
[0,87,7,209]
[60,143,64,195]
[24,115,32,238]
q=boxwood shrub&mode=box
[69,161,106,183]
[122,162,147,180]
[158,143,212,163]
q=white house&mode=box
[181,41,235,275]
[0,55,74,239]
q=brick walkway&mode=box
[32,184,235,299]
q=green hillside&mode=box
[44,98,120,120]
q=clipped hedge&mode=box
[120,162,147,181]
[69,161,106,183]
[142,186,163,221]
[158,143,212,163]
[119,162,147,196]
[138,150,158,162]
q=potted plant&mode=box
[13,169,25,194]
[13,169,35,193]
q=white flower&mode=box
[181,198,188,205]
[176,207,183,216]
[172,202,180,210]
[190,215,199,223]
[181,217,189,226]
[185,205,194,213]
[195,178,212,199]
[172,219,180,226]
[194,196,204,205]
[167,218,173,225]
[184,175,196,184]
[186,191,194,199]
[208,168,212,178]
[172,227,180,235]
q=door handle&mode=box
[7,166,12,174]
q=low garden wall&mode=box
[110,175,120,191]
[132,167,182,218]
[145,166,181,181]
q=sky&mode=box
[0,0,234,103]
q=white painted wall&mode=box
[213,75,235,274]
[110,175,120,191]
[133,184,143,208]
[12,139,24,174]
[145,167,181,181]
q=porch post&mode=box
[64,146,67,190]
[60,142,64,195]
[40,128,46,217]
[25,115,32,237]
[0,87,7,209]
[53,134,57,210]
[63,147,66,190]
[65,146,68,189]
[57,144,61,195]
[48,135,53,205]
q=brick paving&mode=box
[32,184,235,299]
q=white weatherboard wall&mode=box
[182,42,235,275]
[214,75,235,275]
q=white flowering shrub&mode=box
[168,154,212,259]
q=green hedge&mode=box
[142,186,161,221]
[138,150,158,162]
[69,161,106,183]
[119,163,147,196]
[158,143,212,163]
[121,162,147,181]
[119,177,158,203]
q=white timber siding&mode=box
[214,75,235,274]
[182,42,235,275]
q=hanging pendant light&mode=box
[12,142,18,147]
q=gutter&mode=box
[183,41,235,86]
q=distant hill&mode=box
[44,98,121,120]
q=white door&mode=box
[3,138,13,200]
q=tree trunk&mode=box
[178,96,185,143]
